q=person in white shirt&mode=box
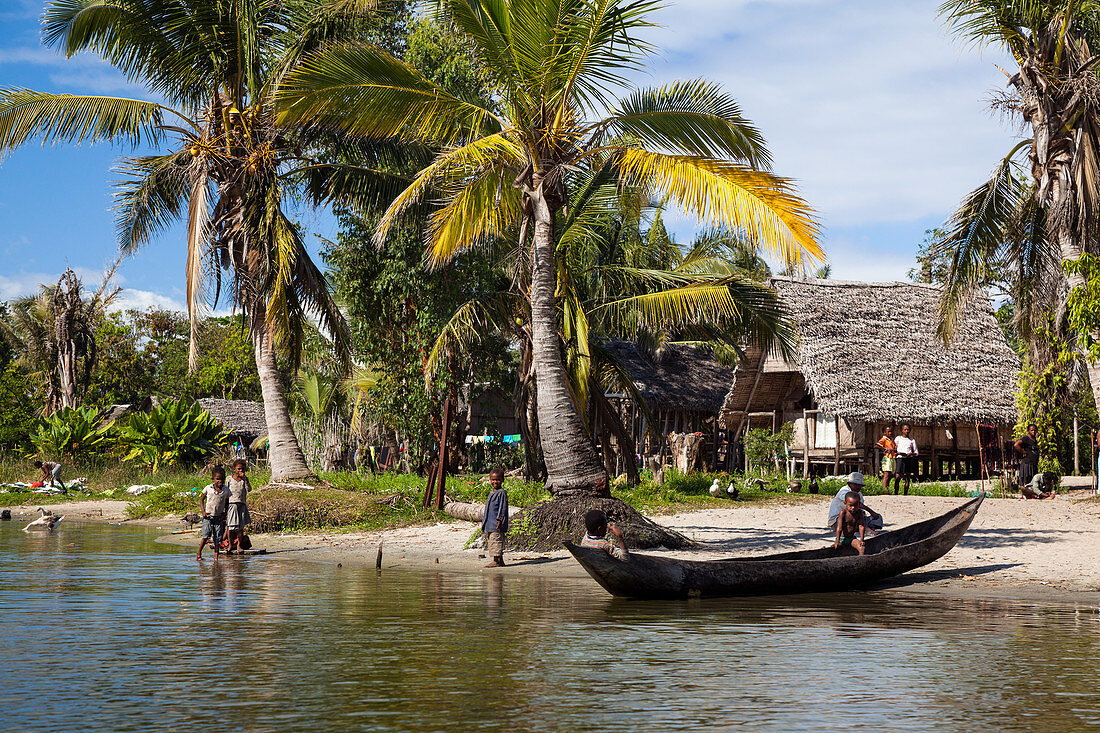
[893,424,918,495]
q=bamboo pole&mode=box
[1074,409,1080,475]
[802,409,810,478]
[833,415,841,476]
[974,423,985,495]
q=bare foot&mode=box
[196,554,203,560]
[485,560,504,568]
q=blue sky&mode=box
[0,0,1017,311]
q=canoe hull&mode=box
[565,495,984,599]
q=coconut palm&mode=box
[0,267,119,414]
[0,0,395,480]
[279,0,823,496]
[936,0,1100,407]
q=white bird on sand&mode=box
[23,507,63,531]
[709,478,721,496]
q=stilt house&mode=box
[718,278,1020,479]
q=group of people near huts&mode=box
[196,459,253,560]
[875,422,1057,500]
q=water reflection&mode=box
[0,521,1097,732]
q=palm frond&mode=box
[377,132,525,246]
[277,42,503,143]
[424,291,523,383]
[113,150,192,253]
[614,148,823,266]
[0,89,167,155]
[425,165,524,266]
[602,80,770,167]
[935,145,1030,342]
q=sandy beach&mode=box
[134,488,1100,601]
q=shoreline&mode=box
[153,491,1100,605]
[9,492,1100,604]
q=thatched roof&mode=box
[603,340,736,413]
[197,398,267,440]
[720,277,1019,425]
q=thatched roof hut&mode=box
[604,340,735,414]
[197,398,267,446]
[719,277,1020,478]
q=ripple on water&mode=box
[1,521,1098,732]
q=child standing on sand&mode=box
[197,465,229,560]
[481,467,509,568]
[225,458,252,552]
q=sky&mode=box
[0,0,1018,312]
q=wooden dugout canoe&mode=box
[564,495,984,599]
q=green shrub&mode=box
[114,398,227,470]
[743,423,795,474]
[29,406,111,460]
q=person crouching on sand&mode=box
[482,467,509,568]
[580,509,629,561]
[197,465,229,560]
[835,492,867,555]
[1022,471,1057,500]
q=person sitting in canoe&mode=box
[826,472,883,534]
[835,492,867,555]
[580,510,629,561]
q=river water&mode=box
[1,520,1099,731]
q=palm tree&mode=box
[279,0,822,497]
[936,0,1100,409]
[1,267,119,414]
[424,184,795,483]
[0,0,388,481]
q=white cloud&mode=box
[0,266,191,314]
[631,0,1017,262]
[0,47,144,95]
[110,289,187,313]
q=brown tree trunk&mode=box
[513,337,546,481]
[253,327,314,482]
[528,193,608,497]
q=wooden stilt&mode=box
[434,396,452,511]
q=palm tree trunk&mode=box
[253,327,314,482]
[529,212,608,496]
[1054,220,1100,414]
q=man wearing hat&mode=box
[827,471,884,534]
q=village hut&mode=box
[97,395,158,428]
[197,398,268,455]
[718,277,1020,480]
[602,340,737,469]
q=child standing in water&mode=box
[225,458,252,552]
[197,465,229,560]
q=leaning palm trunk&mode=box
[530,212,609,497]
[253,328,314,482]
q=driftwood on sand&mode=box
[443,501,520,523]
